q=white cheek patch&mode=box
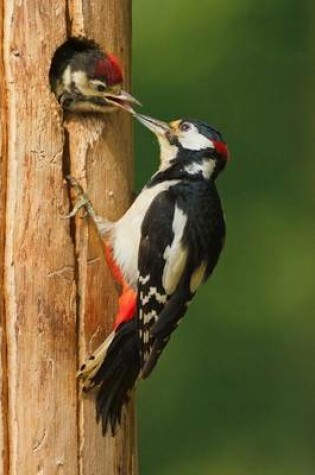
[184,159,216,179]
[62,65,72,89]
[178,124,214,151]
[71,70,89,93]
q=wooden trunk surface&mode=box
[0,0,136,473]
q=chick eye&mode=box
[96,84,107,92]
[180,122,191,132]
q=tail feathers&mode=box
[79,319,141,435]
[96,359,139,434]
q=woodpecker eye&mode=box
[96,84,107,92]
[180,122,191,132]
[90,79,108,92]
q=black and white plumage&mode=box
[72,114,229,434]
[138,178,226,378]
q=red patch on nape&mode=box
[94,54,123,86]
[213,141,230,160]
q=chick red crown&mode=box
[93,53,123,86]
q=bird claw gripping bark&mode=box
[63,175,96,219]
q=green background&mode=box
[132,1,315,474]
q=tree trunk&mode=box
[0,0,136,473]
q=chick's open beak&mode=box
[104,90,141,113]
[134,113,171,135]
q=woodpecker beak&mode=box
[102,90,141,113]
[134,114,171,135]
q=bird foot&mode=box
[62,175,96,219]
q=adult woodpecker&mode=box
[49,37,140,113]
[67,114,229,434]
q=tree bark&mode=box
[0,0,136,473]
[0,0,9,472]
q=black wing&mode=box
[137,180,226,379]
[136,188,193,378]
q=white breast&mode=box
[112,180,179,287]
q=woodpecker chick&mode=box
[68,114,229,435]
[50,38,140,113]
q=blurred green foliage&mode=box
[132,1,315,474]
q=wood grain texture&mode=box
[1,0,135,473]
[2,1,79,473]
[0,0,9,471]
[66,1,137,474]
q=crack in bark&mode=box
[32,428,47,452]
[65,0,72,38]
[62,126,77,250]
[47,265,75,279]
